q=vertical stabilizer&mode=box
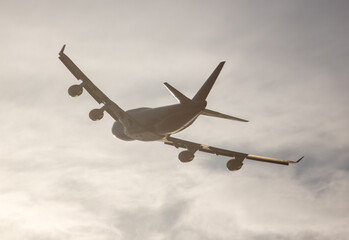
[192,61,225,102]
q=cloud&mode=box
[1,0,349,239]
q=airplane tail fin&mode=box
[192,61,225,102]
[164,61,225,104]
[163,62,247,123]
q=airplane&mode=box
[58,45,303,171]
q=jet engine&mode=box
[178,150,195,162]
[89,108,104,121]
[226,158,244,171]
[68,84,83,97]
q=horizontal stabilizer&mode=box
[163,82,191,104]
[201,109,249,122]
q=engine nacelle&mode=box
[178,150,195,163]
[68,84,83,97]
[89,108,104,121]
[226,158,244,171]
[112,121,134,141]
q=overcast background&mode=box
[1,0,348,239]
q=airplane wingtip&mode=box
[296,156,304,163]
[59,44,66,55]
[239,119,249,123]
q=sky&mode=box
[1,0,348,239]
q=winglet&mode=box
[59,44,66,55]
[288,156,304,164]
[296,156,304,163]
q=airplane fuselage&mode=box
[112,101,207,141]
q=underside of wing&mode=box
[163,136,303,171]
[246,154,303,165]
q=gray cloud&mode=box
[1,0,348,239]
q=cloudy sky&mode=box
[1,0,348,239]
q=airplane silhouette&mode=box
[59,45,303,171]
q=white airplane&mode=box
[59,45,303,171]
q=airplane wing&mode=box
[163,136,303,167]
[58,45,137,127]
